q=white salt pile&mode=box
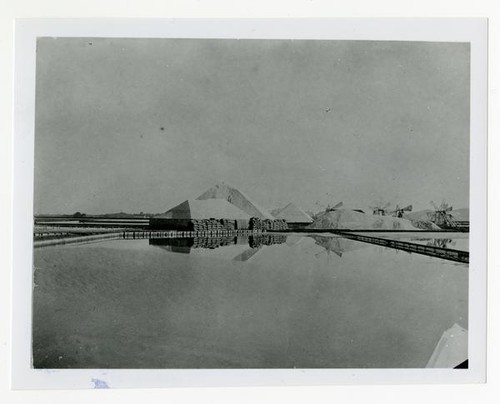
[308,209,420,230]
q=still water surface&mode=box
[32,234,468,369]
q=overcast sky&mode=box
[34,38,470,215]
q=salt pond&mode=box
[32,235,468,368]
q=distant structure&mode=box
[390,204,413,218]
[427,201,457,229]
[150,199,251,230]
[196,182,274,220]
[315,201,364,214]
[273,202,313,229]
[370,202,391,216]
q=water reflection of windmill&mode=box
[428,201,457,229]
[390,204,413,218]
[370,201,391,216]
[427,238,456,249]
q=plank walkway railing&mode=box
[122,230,262,239]
[34,229,265,248]
[335,231,469,264]
[34,232,123,248]
[33,229,469,264]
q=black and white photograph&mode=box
[10,18,488,389]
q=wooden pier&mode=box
[122,229,262,239]
[33,227,469,264]
[335,231,469,264]
[33,229,264,248]
[34,232,123,248]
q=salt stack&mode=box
[249,217,288,231]
[190,218,236,232]
[249,217,264,231]
[267,219,288,231]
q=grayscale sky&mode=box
[34,38,470,215]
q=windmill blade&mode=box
[430,201,438,210]
[332,201,343,209]
[445,205,453,212]
[440,201,449,211]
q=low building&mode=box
[196,182,275,220]
[150,199,251,230]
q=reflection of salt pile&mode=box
[249,234,287,248]
[308,209,419,230]
[312,235,367,257]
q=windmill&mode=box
[427,201,457,229]
[315,200,344,213]
[370,202,391,216]
[390,204,413,218]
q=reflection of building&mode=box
[249,234,287,248]
[149,234,287,260]
[150,199,251,230]
[149,237,194,254]
[273,202,313,229]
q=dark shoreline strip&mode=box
[335,231,469,264]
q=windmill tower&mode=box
[370,202,391,216]
[390,204,413,218]
[427,201,457,229]
[315,201,343,213]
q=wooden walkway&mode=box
[34,229,263,248]
[34,232,123,248]
[122,230,261,239]
[33,228,469,264]
[336,231,469,264]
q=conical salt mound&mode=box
[196,182,274,220]
[274,203,313,224]
[308,209,419,230]
[157,199,251,220]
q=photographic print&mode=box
[12,19,487,387]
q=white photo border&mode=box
[12,18,488,389]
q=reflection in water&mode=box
[312,235,368,258]
[33,235,468,369]
[411,238,457,249]
[427,239,456,249]
[149,235,288,262]
[149,237,195,254]
[149,234,287,254]
[248,234,287,248]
